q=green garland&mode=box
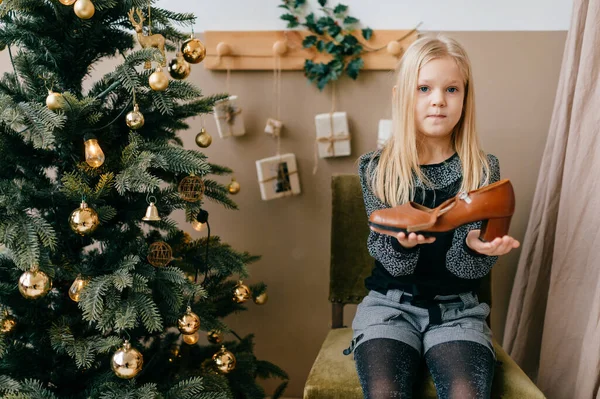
[279,0,373,90]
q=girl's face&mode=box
[414,56,465,141]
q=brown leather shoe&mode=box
[368,179,515,242]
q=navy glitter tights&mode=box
[354,339,495,398]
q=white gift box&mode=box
[377,119,393,149]
[255,153,301,201]
[213,95,246,138]
[314,112,351,158]
[264,118,283,136]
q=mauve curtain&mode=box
[503,0,600,398]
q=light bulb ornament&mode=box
[83,133,105,168]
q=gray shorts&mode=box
[347,289,495,359]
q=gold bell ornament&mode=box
[212,345,236,374]
[1,312,16,334]
[254,291,268,305]
[111,340,143,379]
[125,104,145,130]
[46,90,63,111]
[233,280,251,304]
[69,201,99,236]
[207,329,223,345]
[142,196,160,222]
[168,52,191,80]
[227,177,240,195]
[149,67,169,91]
[18,268,52,299]
[73,0,95,19]
[68,274,88,302]
[195,128,212,148]
[83,134,105,168]
[181,35,206,64]
[177,306,201,335]
[182,332,200,345]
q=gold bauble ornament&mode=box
[207,329,223,345]
[177,306,201,335]
[149,67,169,91]
[177,175,205,202]
[254,291,268,305]
[168,53,191,80]
[69,201,99,236]
[227,178,240,195]
[125,104,145,130]
[59,0,77,5]
[1,314,16,334]
[182,332,199,345]
[212,345,236,374]
[111,340,143,379]
[147,241,172,267]
[233,281,251,304]
[46,91,63,111]
[18,269,52,299]
[195,128,212,148]
[73,0,95,19]
[68,274,88,302]
[181,37,206,64]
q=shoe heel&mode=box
[479,216,512,242]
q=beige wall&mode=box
[0,30,566,398]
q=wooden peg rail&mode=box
[203,29,418,71]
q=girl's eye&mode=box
[418,86,429,93]
[447,87,458,93]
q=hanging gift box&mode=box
[213,95,246,138]
[264,118,283,136]
[255,153,301,201]
[377,119,392,150]
[314,112,351,158]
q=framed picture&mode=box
[255,153,301,201]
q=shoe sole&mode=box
[367,221,453,238]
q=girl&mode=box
[348,35,520,398]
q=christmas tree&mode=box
[0,0,288,398]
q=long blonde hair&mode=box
[369,34,490,206]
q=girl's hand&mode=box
[466,230,520,256]
[370,225,436,249]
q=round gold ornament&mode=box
[212,345,236,374]
[177,306,201,335]
[207,329,223,345]
[181,37,206,64]
[1,314,16,334]
[69,201,99,236]
[68,274,88,302]
[46,90,63,111]
[233,281,251,304]
[168,54,191,80]
[149,67,169,91]
[111,340,143,379]
[18,269,52,299]
[73,0,95,19]
[147,241,172,267]
[125,104,145,130]
[59,0,77,5]
[182,332,199,345]
[177,175,205,203]
[227,177,240,195]
[254,291,268,305]
[195,128,212,148]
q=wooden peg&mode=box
[387,41,403,57]
[216,42,232,56]
[273,40,288,56]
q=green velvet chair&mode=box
[303,174,545,399]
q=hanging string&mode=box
[226,68,231,95]
[312,82,337,174]
[147,1,152,35]
[272,54,283,156]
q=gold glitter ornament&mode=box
[177,306,201,335]
[18,268,52,299]
[147,241,172,267]
[69,201,99,236]
[111,340,143,379]
[195,128,212,148]
[125,104,145,130]
[233,280,251,304]
[207,329,223,345]
[212,345,236,374]
[181,36,206,64]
